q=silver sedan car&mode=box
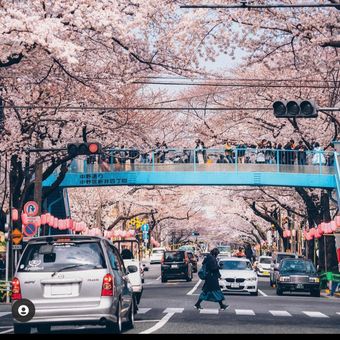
[12,235,136,334]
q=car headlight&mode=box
[309,277,320,283]
[247,277,257,281]
[279,276,290,282]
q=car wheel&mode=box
[250,291,258,296]
[14,324,31,334]
[125,299,135,330]
[161,276,167,283]
[37,325,51,333]
[311,290,320,297]
[276,287,283,296]
[107,300,122,334]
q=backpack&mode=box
[198,263,208,280]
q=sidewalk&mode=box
[321,289,340,299]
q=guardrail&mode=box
[64,148,336,175]
[0,280,11,303]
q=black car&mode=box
[276,258,320,297]
[186,251,198,273]
[161,250,193,282]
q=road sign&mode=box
[141,224,149,232]
[23,223,38,237]
[12,229,23,245]
[23,201,39,217]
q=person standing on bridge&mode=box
[194,248,228,311]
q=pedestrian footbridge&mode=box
[42,148,339,190]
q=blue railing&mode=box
[66,147,335,175]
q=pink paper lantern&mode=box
[335,216,340,228]
[53,218,58,229]
[21,213,28,225]
[35,216,41,228]
[315,228,322,239]
[45,213,51,225]
[330,221,337,232]
[48,216,54,227]
[41,214,47,225]
[12,209,19,221]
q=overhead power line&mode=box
[6,105,271,111]
[133,81,339,89]
[180,2,340,10]
[5,105,340,111]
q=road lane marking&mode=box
[269,310,292,317]
[337,312,340,315]
[135,320,161,323]
[0,328,13,334]
[140,313,175,334]
[156,276,161,280]
[0,312,11,318]
[199,309,219,314]
[187,279,202,295]
[163,308,184,313]
[235,309,255,316]
[303,311,329,318]
[137,308,152,314]
[258,289,268,297]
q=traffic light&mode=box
[273,100,317,118]
[67,142,102,156]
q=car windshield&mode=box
[277,254,296,261]
[219,260,252,270]
[259,258,271,264]
[217,246,231,253]
[280,260,316,274]
[153,250,164,254]
[18,241,106,272]
[164,251,184,262]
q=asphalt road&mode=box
[1,261,340,334]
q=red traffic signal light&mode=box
[67,143,102,156]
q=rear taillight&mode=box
[101,274,114,296]
[11,277,22,300]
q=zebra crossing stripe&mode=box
[0,313,10,318]
[163,308,184,313]
[137,308,152,314]
[199,309,219,314]
[235,309,255,315]
[302,311,329,318]
[269,310,292,317]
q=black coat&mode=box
[202,254,221,292]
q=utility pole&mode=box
[33,140,43,232]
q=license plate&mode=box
[296,284,304,289]
[171,264,178,269]
[51,284,72,296]
[263,271,269,275]
[231,283,240,288]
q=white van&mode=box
[150,247,166,264]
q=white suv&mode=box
[150,247,166,264]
